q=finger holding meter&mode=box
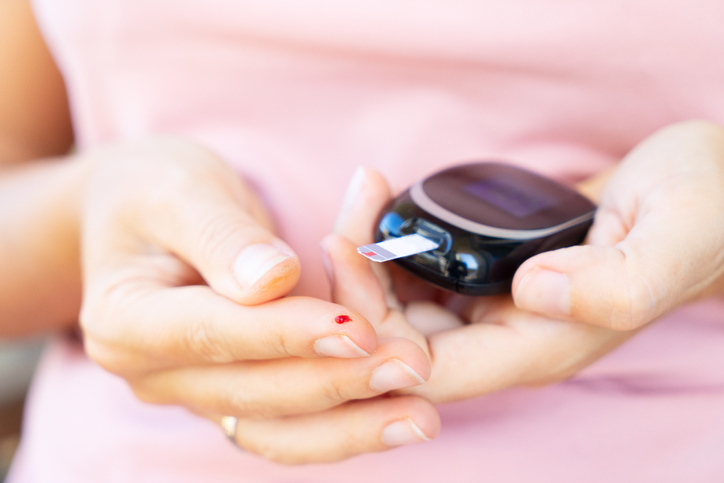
[357,162,596,295]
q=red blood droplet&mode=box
[335,315,352,324]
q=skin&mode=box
[323,121,724,407]
[0,0,78,334]
[3,0,724,466]
[0,0,439,464]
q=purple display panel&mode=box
[464,175,558,219]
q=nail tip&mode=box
[340,335,370,357]
[369,359,426,393]
[233,244,292,290]
[381,418,430,447]
[396,360,426,385]
[314,335,369,358]
[407,419,431,442]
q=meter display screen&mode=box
[464,175,558,219]
[421,163,594,231]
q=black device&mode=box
[358,162,596,295]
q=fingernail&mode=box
[314,335,369,358]
[515,267,571,317]
[370,359,425,393]
[233,243,291,290]
[381,418,430,447]
[339,167,366,217]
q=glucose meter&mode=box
[357,162,596,295]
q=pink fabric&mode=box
[12,0,724,481]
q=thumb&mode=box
[148,188,301,306]
[513,122,724,331]
[512,179,724,332]
[511,243,660,331]
[84,138,301,306]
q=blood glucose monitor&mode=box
[357,162,596,295]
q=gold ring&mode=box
[220,416,241,448]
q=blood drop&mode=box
[335,315,352,324]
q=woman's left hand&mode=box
[321,120,724,404]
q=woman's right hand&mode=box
[78,137,438,464]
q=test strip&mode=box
[357,234,440,262]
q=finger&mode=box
[404,300,465,337]
[81,285,378,374]
[330,166,404,310]
[83,138,300,305]
[322,234,429,351]
[321,234,388,324]
[132,338,430,419]
[332,166,392,246]
[209,396,440,464]
[513,121,724,330]
[398,298,629,404]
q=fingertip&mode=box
[340,167,391,211]
[310,306,379,358]
[314,334,371,358]
[320,233,370,275]
[334,166,392,244]
[323,305,379,357]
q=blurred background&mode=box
[0,338,44,482]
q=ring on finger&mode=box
[220,416,243,449]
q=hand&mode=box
[321,166,634,405]
[79,137,438,463]
[513,120,724,330]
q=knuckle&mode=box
[195,211,253,267]
[225,389,261,419]
[608,274,654,331]
[79,270,143,343]
[275,330,292,357]
[81,338,111,368]
[79,302,125,373]
[78,285,116,339]
[79,279,154,375]
[321,380,349,407]
[82,338,137,376]
[183,316,233,363]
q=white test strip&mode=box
[357,234,441,262]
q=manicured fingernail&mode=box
[339,167,366,217]
[370,359,425,393]
[381,418,430,447]
[314,335,369,358]
[233,243,291,290]
[515,267,571,317]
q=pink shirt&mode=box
[11,1,724,481]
